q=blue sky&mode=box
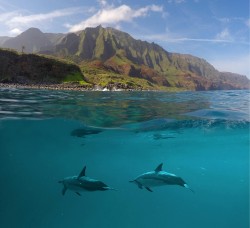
[0,0,249,77]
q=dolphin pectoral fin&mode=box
[145,187,153,192]
[136,181,143,189]
[77,166,86,179]
[75,192,82,196]
[155,163,163,173]
[129,180,143,189]
[130,180,146,190]
[62,187,67,196]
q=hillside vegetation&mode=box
[0,48,86,85]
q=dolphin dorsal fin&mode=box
[155,163,163,172]
[78,166,86,179]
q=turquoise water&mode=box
[0,89,249,228]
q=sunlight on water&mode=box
[0,88,249,228]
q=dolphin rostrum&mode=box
[130,163,194,193]
[58,166,115,196]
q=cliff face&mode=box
[0,49,84,84]
[0,26,249,90]
[219,72,250,88]
[49,26,249,90]
[50,26,218,76]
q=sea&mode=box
[0,88,249,228]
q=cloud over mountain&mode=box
[0,7,84,35]
[68,4,163,32]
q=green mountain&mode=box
[1,26,249,90]
[45,26,249,90]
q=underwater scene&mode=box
[0,88,249,228]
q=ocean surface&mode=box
[0,88,249,228]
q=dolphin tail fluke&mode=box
[62,186,67,195]
[184,184,195,193]
[103,187,117,191]
[145,187,153,192]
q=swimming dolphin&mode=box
[58,166,115,196]
[129,163,194,193]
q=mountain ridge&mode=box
[0,26,249,91]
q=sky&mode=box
[0,0,249,77]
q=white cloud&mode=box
[0,7,83,35]
[150,5,164,12]
[0,3,164,35]
[0,11,19,22]
[144,33,234,43]
[9,28,22,36]
[8,8,82,27]
[217,17,231,23]
[168,0,186,4]
[68,4,163,32]
[98,0,108,7]
[215,28,232,41]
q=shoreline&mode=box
[0,83,92,91]
[0,83,146,92]
[1,83,248,92]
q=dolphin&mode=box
[58,166,115,196]
[130,163,194,193]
